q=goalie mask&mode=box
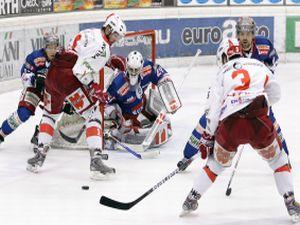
[216,38,243,67]
[126,51,144,86]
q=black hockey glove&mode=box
[35,69,48,93]
[62,102,76,115]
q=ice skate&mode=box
[180,189,201,217]
[90,149,116,180]
[177,157,192,172]
[27,144,49,173]
[284,192,300,222]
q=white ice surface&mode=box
[0,63,299,225]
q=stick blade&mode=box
[100,196,134,210]
[58,129,77,143]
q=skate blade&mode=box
[291,214,300,223]
[26,164,39,173]
[90,171,115,180]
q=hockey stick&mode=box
[109,134,141,159]
[100,157,194,210]
[108,134,159,159]
[225,145,244,196]
[58,125,86,144]
[141,49,202,151]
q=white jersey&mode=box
[205,57,281,135]
[68,28,111,86]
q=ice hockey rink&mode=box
[0,63,299,225]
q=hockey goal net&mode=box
[51,30,156,149]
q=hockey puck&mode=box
[81,185,89,190]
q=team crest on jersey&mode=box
[141,65,151,78]
[34,57,46,67]
[136,85,143,99]
[118,82,129,96]
[126,96,136,104]
[257,45,270,55]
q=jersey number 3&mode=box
[231,69,250,91]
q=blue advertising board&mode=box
[79,17,274,58]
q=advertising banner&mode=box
[80,17,274,58]
[0,24,79,82]
[0,0,20,16]
[178,0,283,6]
[53,0,100,12]
[178,0,226,6]
[230,0,283,5]
[20,0,53,13]
[286,0,300,5]
[104,0,127,8]
[0,30,24,82]
[286,16,300,53]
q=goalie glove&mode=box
[88,82,109,103]
[199,132,214,159]
[158,79,182,114]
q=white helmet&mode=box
[103,13,126,41]
[216,38,243,67]
[126,51,144,86]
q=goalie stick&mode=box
[108,134,159,159]
[141,49,202,151]
[58,125,86,144]
[100,157,195,210]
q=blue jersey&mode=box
[107,59,169,116]
[245,35,278,73]
[20,48,50,86]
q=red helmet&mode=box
[216,38,243,67]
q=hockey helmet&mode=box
[126,51,144,86]
[216,38,243,67]
[236,17,257,35]
[43,32,59,48]
[103,13,126,44]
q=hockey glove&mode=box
[89,82,109,103]
[35,69,48,93]
[199,132,214,159]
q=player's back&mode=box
[219,57,273,120]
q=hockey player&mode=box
[104,51,180,148]
[177,16,283,171]
[236,16,290,157]
[0,33,60,146]
[180,38,300,222]
[26,13,126,180]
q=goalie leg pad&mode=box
[151,121,170,147]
